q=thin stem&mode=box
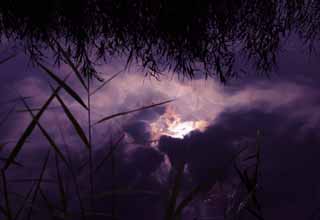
[111,138,116,219]
[87,76,94,211]
[1,170,13,220]
[57,120,86,220]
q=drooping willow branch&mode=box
[0,0,318,81]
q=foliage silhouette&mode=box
[0,0,319,81]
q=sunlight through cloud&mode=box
[150,106,208,139]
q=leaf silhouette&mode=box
[95,99,174,125]
[21,98,70,167]
[55,93,90,149]
[27,150,51,220]
[90,69,123,96]
[51,38,88,90]
[37,61,88,110]
[1,170,13,220]
[0,157,23,167]
[3,85,62,170]
[0,54,16,65]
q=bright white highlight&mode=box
[150,107,208,139]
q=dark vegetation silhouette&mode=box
[0,1,319,220]
[0,0,319,81]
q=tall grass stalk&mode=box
[87,74,94,211]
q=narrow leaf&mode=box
[0,104,16,128]
[27,150,51,220]
[56,121,86,220]
[21,98,70,167]
[1,170,13,220]
[245,207,264,220]
[55,154,68,215]
[37,62,88,109]
[0,54,16,65]
[39,188,60,219]
[52,38,88,90]
[0,157,23,167]
[174,185,202,217]
[3,86,62,170]
[93,134,124,174]
[16,106,59,113]
[254,130,261,184]
[90,70,123,96]
[95,100,174,125]
[14,183,35,220]
[243,154,257,161]
[0,96,32,106]
[55,93,90,149]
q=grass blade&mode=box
[27,150,51,220]
[0,96,32,106]
[243,154,257,161]
[55,93,90,149]
[51,38,88,90]
[234,163,249,190]
[0,104,16,128]
[38,188,56,218]
[16,106,59,113]
[1,170,13,220]
[0,157,23,167]
[174,185,202,218]
[90,69,123,96]
[56,120,86,220]
[14,183,35,220]
[21,98,70,167]
[55,154,68,216]
[93,134,124,174]
[0,54,16,65]
[254,130,261,184]
[245,207,264,220]
[37,62,88,110]
[3,86,62,170]
[95,100,174,125]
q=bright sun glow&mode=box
[150,107,208,139]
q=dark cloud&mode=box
[201,108,320,220]
[128,146,164,176]
[124,121,151,144]
[133,106,166,121]
[152,100,320,220]
[158,136,187,168]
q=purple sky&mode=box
[0,38,320,220]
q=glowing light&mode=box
[168,121,195,138]
[150,107,208,139]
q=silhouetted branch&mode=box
[0,0,318,81]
